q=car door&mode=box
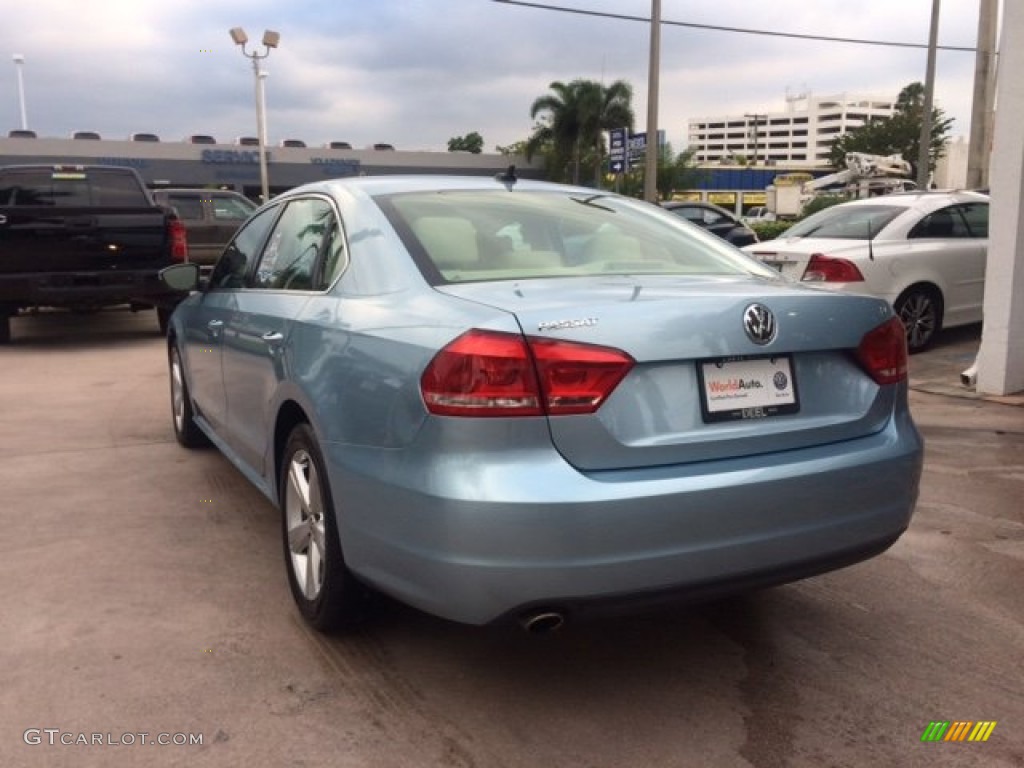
[951,201,988,324]
[220,196,339,475]
[181,204,280,435]
[906,202,987,325]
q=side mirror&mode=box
[159,263,201,292]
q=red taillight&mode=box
[169,218,188,263]
[529,336,635,415]
[420,329,634,417]
[856,316,908,385]
[802,254,864,283]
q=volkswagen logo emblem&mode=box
[743,303,777,345]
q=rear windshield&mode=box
[0,168,149,207]
[783,204,904,240]
[375,190,778,284]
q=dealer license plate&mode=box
[698,355,799,423]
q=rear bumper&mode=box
[324,404,924,626]
[0,270,184,310]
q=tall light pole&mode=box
[915,0,940,190]
[643,0,661,203]
[230,27,280,203]
[12,54,28,131]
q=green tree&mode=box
[827,81,953,176]
[527,79,634,185]
[658,145,705,200]
[496,140,529,156]
[620,143,705,200]
[447,132,484,154]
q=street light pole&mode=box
[916,0,940,190]
[230,27,280,203]
[643,0,661,203]
[12,54,28,131]
[255,68,270,204]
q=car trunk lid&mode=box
[747,237,872,281]
[436,275,897,471]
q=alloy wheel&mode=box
[284,450,327,601]
[170,350,186,435]
[897,292,938,351]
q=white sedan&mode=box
[743,191,988,352]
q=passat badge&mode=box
[537,317,597,332]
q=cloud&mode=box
[0,0,985,150]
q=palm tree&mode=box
[528,79,634,185]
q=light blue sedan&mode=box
[161,174,923,632]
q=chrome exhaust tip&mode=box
[520,610,565,634]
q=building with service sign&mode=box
[0,136,541,200]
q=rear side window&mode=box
[908,206,973,239]
[212,196,256,221]
[210,205,279,290]
[957,202,988,238]
[166,195,204,220]
[0,169,148,207]
[251,197,339,291]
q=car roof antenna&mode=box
[495,164,517,187]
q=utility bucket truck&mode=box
[764,153,917,220]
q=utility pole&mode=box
[643,0,661,203]
[915,0,940,189]
[745,114,765,165]
[966,0,998,189]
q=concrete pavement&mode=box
[1,309,1022,768]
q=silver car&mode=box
[161,175,923,631]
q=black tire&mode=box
[157,306,172,335]
[894,286,943,354]
[0,314,10,345]
[280,423,365,631]
[168,343,209,448]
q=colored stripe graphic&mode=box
[968,722,997,742]
[945,721,972,741]
[920,721,996,742]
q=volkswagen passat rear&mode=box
[163,176,923,630]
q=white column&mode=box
[976,1,1024,395]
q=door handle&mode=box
[206,319,224,339]
[262,331,284,343]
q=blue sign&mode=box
[200,149,270,165]
[311,158,361,176]
[628,132,647,164]
[96,156,149,169]
[609,127,628,174]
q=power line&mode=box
[491,0,977,53]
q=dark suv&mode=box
[151,189,256,271]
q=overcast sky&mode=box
[0,0,988,152]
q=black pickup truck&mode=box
[0,164,189,342]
